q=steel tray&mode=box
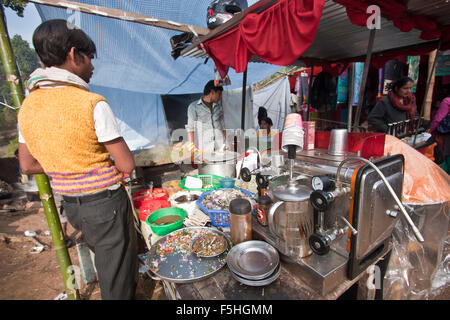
[146,227,232,283]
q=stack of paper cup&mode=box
[282,113,304,153]
[303,121,315,150]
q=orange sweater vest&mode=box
[18,86,123,194]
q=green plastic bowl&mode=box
[146,207,187,236]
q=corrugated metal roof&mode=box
[406,0,450,26]
[301,1,433,61]
[180,0,447,63]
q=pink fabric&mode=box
[430,97,450,133]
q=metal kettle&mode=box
[267,176,314,259]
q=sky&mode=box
[4,3,42,47]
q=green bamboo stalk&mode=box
[0,4,80,300]
[0,3,24,110]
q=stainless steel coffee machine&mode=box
[246,128,424,296]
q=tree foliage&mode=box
[0,34,40,127]
[2,1,27,17]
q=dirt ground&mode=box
[0,188,167,300]
[0,155,167,300]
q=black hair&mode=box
[257,107,268,124]
[260,117,273,126]
[32,19,97,67]
[203,80,224,95]
[388,76,414,94]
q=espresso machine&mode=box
[245,123,424,296]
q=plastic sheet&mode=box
[381,135,449,299]
[383,134,450,203]
[383,201,449,299]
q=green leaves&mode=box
[2,1,27,17]
[0,34,39,126]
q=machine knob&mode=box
[309,234,331,255]
[240,167,252,182]
[310,190,333,211]
[256,173,269,189]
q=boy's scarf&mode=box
[26,67,89,92]
[388,90,416,121]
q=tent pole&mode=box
[347,63,355,132]
[353,28,376,131]
[0,4,80,300]
[306,66,314,121]
[241,67,247,130]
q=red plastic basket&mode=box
[136,199,171,222]
[132,188,168,208]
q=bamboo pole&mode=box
[0,5,24,110]
[412,44,441,148]
[423,49,437,121]
[0,4,80,300]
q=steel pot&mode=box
[198,152,237,178]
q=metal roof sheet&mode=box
[180,0,448,64]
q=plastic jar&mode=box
[229,198,252,245]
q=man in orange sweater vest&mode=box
[18,20,137,300]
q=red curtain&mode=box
[334,0,446,43]
[203,0,325,78]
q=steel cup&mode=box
[328,128,348,156]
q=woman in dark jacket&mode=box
[368,77,418,133]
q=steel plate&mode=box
[226,240,279,280]
[230,263,281,287]
[146,227,232,283]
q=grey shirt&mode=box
[368,96,418,133]
[186,98,225,151]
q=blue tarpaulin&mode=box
[34,0,282,150]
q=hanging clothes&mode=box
[352,62,364,106]
[407,56,420,93]
[336,69,349,104]
[294,73,310,105]
[310,71,337,112]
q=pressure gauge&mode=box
[311,175,335,192]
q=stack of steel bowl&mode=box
[226,240,280,286]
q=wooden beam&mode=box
[27,0,210,36]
